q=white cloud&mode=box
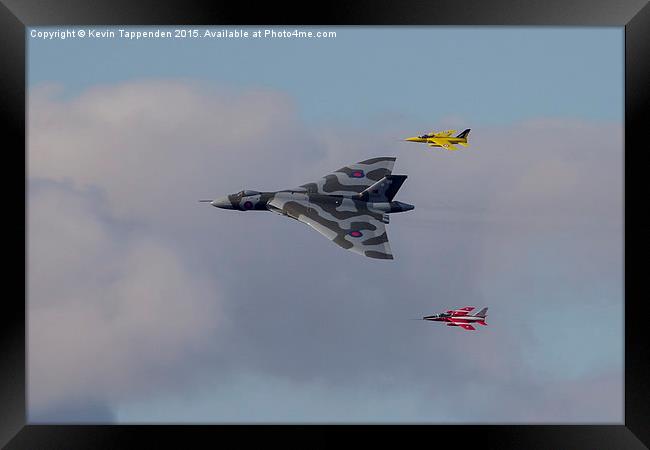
[29,80,314,225]
[28,181,221,414]
[28,80,623,423]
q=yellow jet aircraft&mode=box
[404,128,471,151]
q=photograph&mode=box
[26,25,624,424]
[2,0,648,447]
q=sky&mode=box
[27,26,624,423]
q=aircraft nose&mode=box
[405,137,418,142]
[393,201,415,212]
[211,196,233,209]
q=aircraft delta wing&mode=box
[429,139,459,150]
[432,130,456,137]
[268,157,401,260]
[295,156,396,195]
[446,306,475,316]
[267,194,394,259]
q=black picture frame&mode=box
[2,0,647,448]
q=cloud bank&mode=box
[28,80,623,423]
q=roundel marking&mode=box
[350,170,364,178]
[243,201,254,209]
[349,230,363,238]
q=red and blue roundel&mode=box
[349,230,363,238]
[243,201,254,209]
[350,170,365,178]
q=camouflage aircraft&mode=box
[202,157,414,260]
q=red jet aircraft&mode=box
[422,306,488,331]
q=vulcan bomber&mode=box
[202,157,414,260]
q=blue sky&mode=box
[27,26,623,423]
[28,26,623,126]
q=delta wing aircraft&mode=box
[422,306,488,331]
[404,129,471,151]
[202,157,414,260]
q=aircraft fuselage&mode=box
[404,136,467,145]
[423,315,483,323]
[210,190,414,215]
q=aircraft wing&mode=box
[446,320,475,330]
[433,130,456,137]
[429,138,459,150]
[447,306,475,316]
[267,195,393,259]
[294,157,396,196]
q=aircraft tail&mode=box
[359,175,407,202]
[456,129,471,139]
[474,307,488,318]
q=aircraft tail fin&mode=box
[359,175,407,202]
[456,129,471,139]
[474,307,488,318]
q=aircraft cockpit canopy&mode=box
[240,190,261,197]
